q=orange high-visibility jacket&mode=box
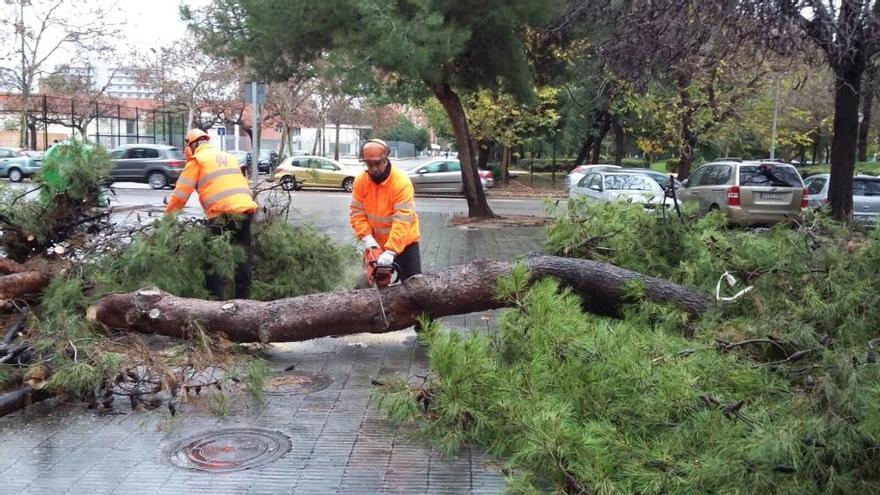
[164,142,258,219]
[349,165,420,254]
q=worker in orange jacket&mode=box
[165,129,259,300]
[350,139,421,282]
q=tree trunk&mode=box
[277,125,288,160]
[501,146,510,185]
[0,384,54,418]
[477,140,491,170]
[88,255,711,343]
[590,117,610,164]
[857,73,874,163]
[812,127,821,165]
[612,118,625,165]
[429,82,494,218]
[828,65,863,220]
[679,131,697,181]
[0,271,51,300]
[334,121,341,161]
[574,133,594,167]
[311,127,321,155]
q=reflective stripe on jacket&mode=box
[164,142,258,219]
[349,165,419,254]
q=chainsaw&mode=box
[364,247,398,327]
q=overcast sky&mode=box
[119,0,210,51]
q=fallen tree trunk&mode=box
[0,384,54,417]
[0,258,28,275]
[0,271,51,300]
[88,255,712,343]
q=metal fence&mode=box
[0,93,187,151]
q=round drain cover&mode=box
[265,371,333,396]
[166,428,291,473]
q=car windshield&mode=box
[259,150,273,159]
[739,164,802,187]
[604,174,654,191]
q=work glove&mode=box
[377,250,395,267]
[361,234,380,250]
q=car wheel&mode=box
[281,176,297,192]
[148,172,168,190]
[7,168,22,182]
[342,177,354,192]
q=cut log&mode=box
[0,271,50,300]
[0,384,55,417]
[0,258,28,275]
[89,255,711,343]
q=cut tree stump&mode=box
[88,255,712,343]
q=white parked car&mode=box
[569,171,671,210]
[564,164,621,192]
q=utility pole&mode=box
[19,0,27,148]
[769,77,780,160]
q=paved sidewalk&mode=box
[0,212,545,495]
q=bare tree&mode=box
[0,0,119,148]
[600,0,778,179]
[136,36,239,131]
[264,75,316,158]
[776,0,880,220]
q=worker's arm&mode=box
[383,179,416,254]
[349,178,373,240]
[164,159,199,215]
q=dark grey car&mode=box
[109,144,186,189]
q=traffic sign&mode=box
[243,82,267,105]
[216,127,226,136]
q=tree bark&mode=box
[590,117,610,164]
[857,70,874,163]
[430,82,494,218]
[812,127,821,165]
[477,140,491,170]
[0,384,54,418]
[828,66,862,220]
[501,146,510,185]
[0,271,51,300]
[0,259,28,275]
[88,255,711,343]
[575,133,595,167]
[612,118,625,165]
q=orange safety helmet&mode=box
[185,128,210,146]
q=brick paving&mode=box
[0,211,545,495]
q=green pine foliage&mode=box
[30,215,352,400]
[377,200,880,493]
[0,139,112,260]
[251,219,356,300]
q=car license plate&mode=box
[761,192,784,200]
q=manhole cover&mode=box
[165,428,291,473]
[265,371,333,396]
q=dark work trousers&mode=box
[395,242,422,282]
[205,212,254,300]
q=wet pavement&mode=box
[0,210,547,494]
